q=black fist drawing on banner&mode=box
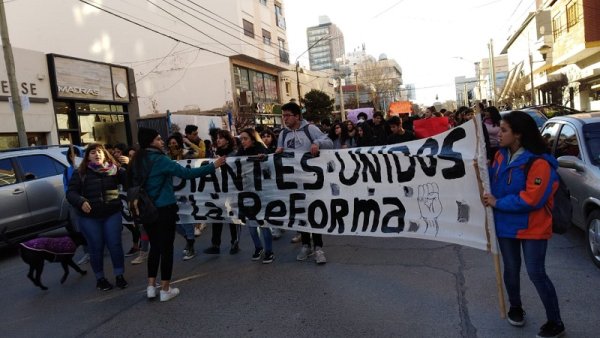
[417,183,443,235]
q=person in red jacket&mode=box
[483,111,565,338]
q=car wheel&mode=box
[587,210,600,269]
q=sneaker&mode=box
[262,251,274,264]
[314,247,327,265]
[291,233,302,243]
[203,246,220,254]
[96,277,113,291]
[125,246,140,257]
[536,321,565,338]
[77,253,90,265]
[507,307,526,327]
[296,245,313,261]
[229,243,240,255]
[131,251,148,265]
[271,228,282,240]
[147,285,159,299]
[115,275,128,289]
[160,287,180,302]
[252,248,263,261]
[183,248,195,261]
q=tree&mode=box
[303,89,334,121]
[355,58,402,111]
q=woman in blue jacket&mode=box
[128,128,225,302]
[483,111,564,338]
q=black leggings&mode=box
[210,223,239,246]
[145,205,177,281]
[123,223,141,245]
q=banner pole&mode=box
[493,250,506,318]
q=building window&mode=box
[259,0,267,5]
[566,0,579,31]
[285,82,291,96]
[262,29,271,45]
[278,38,289,63]
[552,13,563,39]
[243,19,254,38]
[275,3,286,29]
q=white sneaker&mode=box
[147,285,159,299]
[77,253,90,265]
[296,245,313,261]
[314,247,327,265]
[271,227,282,239]
[160,287,180,302]
[131,251,148,265]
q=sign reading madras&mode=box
[57,85,100,96]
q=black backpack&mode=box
[524,157,572,234]
[127,160,164,224]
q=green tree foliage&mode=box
[303,89,334,121]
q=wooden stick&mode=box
[493,251,506,318]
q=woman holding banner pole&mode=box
[483,111,565,338]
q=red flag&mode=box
[413,117,450,138]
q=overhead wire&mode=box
[78,0,231,58]
[135,41,180,82]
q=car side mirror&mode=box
[558,156,585,172]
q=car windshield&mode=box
[523,110,547,129]
[583,122,600,167]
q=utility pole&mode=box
[0,2,28,147]
[339,77,345,121]
[488,39,497,106]
[354,72,359,108]
[529,53,536,106]
[295,61,302,106]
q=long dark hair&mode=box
[328,122,349,143]
[78,143,118,176]
[502,111,548,155]
[216,129,236,156]
[484,106,502,127]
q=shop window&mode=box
[78,113,127,145]
[243,19,254,38]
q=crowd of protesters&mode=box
[60,100,566,337]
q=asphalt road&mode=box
[1,226,598,338]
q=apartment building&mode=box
[500,0,600,111]
[307,16,346,71]
[3,0,291,136]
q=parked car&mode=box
[540,113,600,268]
[501,104,580,129]
[0,146,80,247]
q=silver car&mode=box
[0,146,77,246]
[540,113,600,268]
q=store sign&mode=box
[57,85,100,96]
[51,55,129,103]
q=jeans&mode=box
[78,212,124,280]
[497,237,562,322]
[248,226,273,252]
[176,223,195,240]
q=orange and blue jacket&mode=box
[489,148,559,239]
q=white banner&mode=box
[122,117,495,252]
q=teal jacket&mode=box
[140,148,215,208]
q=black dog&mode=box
[19,233,87,290]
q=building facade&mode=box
[499,0,600,111]
[4,0,292,138]
[307,16,345,71]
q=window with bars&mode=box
[243,19,254,38]
[552,13,563,39]
[566,0,579,31]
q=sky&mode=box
[285,0,534,104]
